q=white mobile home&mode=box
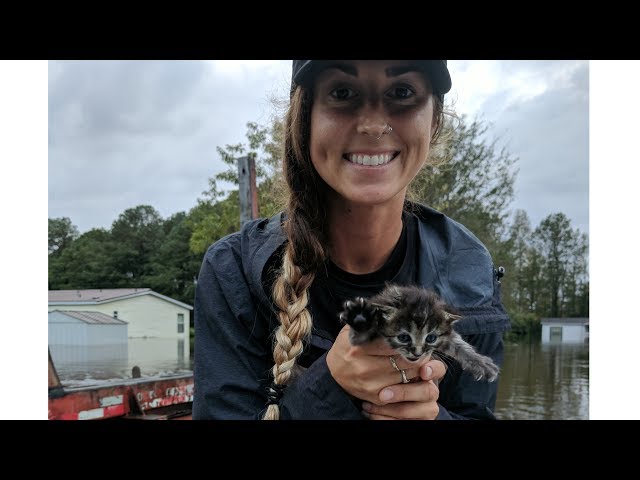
[49,288,193,357]
[541,318,589,344]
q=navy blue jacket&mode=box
[192,204,511,420]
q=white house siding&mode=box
[86,324,128,344]
[48,294,191,356]
[127,337,190,371]
[49,311,87,345]
[48,311,128,346]
[542,324,587,343]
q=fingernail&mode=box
[362,402,371,412]
[425,366,433,379]
[381,389,394,401]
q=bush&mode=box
[505,312,540,341]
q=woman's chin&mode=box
[336,188,401,207]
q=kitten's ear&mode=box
[382,282,404,304]
[443,311,462,324]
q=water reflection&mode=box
[495,339,589,420]
[49,338,193,387]
[49,337,588,419]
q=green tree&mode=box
[533,213,583,317]
[188,193,240,254]
[561,231,589,317]
[146,211,202,306]
[505,210,534,313]
[110,205,165,286]
[49,217,79,255]
[48,228,117,289]
[410,116,518,256]
[190,119,285,254]
[523,248,544,314]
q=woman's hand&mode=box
[326,324,436,406]
[360,359,447,420]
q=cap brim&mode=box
[292,60,451,96]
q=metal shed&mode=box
[48,310,128,346]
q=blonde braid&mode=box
[263,248,315,420]
[262,86,325,419]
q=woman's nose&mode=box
[357,120,392,140]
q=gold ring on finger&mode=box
[389,356,401,372]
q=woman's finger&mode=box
[364,394,440,420]
[419,359,447,382]
[376,379,440,405]
[362,410,397,420]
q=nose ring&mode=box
[374,124,392,140]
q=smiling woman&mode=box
[309,61,439,209]
[192,60,511,420]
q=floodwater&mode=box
[49,338,192,387]
[50,337,588,419]
[494,339,589,420]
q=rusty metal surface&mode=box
[48,374,193,420]
[48,349,62,389]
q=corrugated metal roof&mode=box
[49,288,152,302]
[541,317,589,325]
[48,288,193,310]
[52,310,128,325]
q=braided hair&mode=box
[263,81,446,420]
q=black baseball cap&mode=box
[291,60,452,99]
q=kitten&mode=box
[339,284,500,382]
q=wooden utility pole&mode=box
[238,154,259,227]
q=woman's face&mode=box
[310,60,437,207]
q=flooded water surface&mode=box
[50,337,588,419]
[495,339,589,420]
[49,338,192,387]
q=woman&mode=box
[192,60,511,420]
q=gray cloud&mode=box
[49,60,588,240]
[450,60,589,235]
[48,60,290,232]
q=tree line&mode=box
[49,116,588,337]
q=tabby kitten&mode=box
[339,284,500,382]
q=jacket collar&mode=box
[242,203,495,314]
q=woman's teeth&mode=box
[347,153,395,166]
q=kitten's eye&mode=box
[425,333,438,344]
[397,333,411,343]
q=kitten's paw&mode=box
[339,297,378,332]
[474,362,500,382]
[340,297,370,330]
[485,362,500,382]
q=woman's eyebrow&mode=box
[323,63,358,77]
[385,65,422,77]
[321,63,420,78]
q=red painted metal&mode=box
[48,348,193,420]
[48,374,194,420]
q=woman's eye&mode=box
[425,334,438,344]
[397,333,411,343]
[387,86,414,99]
[330,87,357,100]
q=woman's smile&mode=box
[342,150,400,167]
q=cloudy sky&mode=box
[48,60,589,236]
